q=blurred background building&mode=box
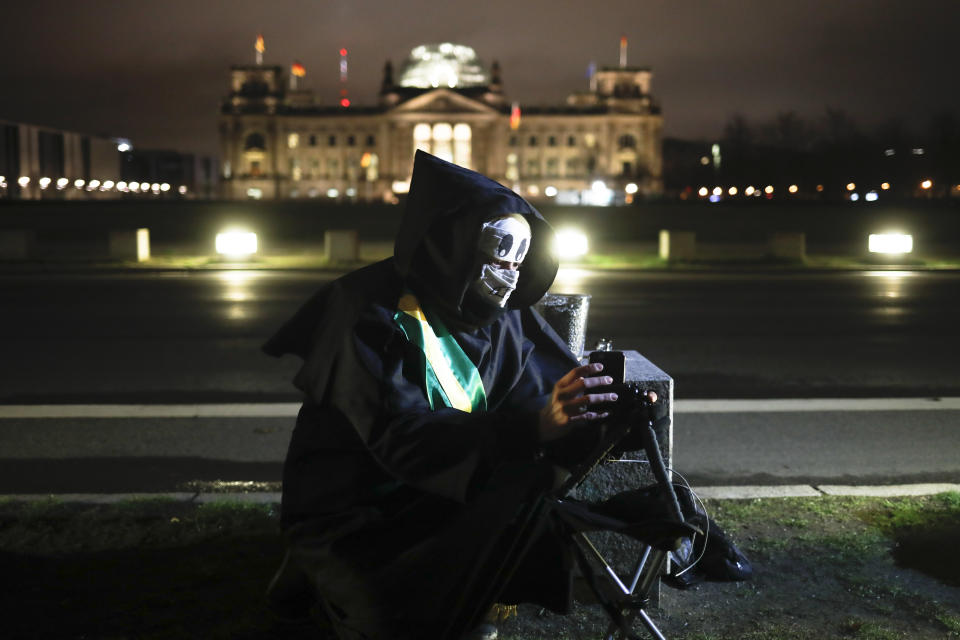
[0,119,215,201]
[0,119,123,200]
[219,41,664,203]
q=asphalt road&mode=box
[1,268,959,491]
[3,268,960,401]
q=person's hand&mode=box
[538,363,618,442]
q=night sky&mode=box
[2,0,957,157]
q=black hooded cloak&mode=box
[264,151,582,639]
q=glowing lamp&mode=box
[340,98,351,107]
[727,186,737,196]
[625,183,638,195]
[921,179,933,190]
[327,188,339,198]
[74,179,85,188]
[102,180,115,190]
[764,185,774,195]
[216,230,258,258]
[160,183,170,192]
[89,179,101,189]
[697,187,708,197]
[39,177,51,189]
[291,62,306,77]
[869,233,913,255]
[18,176,30,187]
[881,182,891,190]
[140,182,150,191]
[788,184,799,194]
[545,185,558,197]
[553,228,589,259]
[846,182,856,191]
[744,186,755,196]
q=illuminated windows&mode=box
[506,153,519,181]
[453,124,471,169]
[412,122,472,168]
[287,133,299,149]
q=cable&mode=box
[606,458,710,576]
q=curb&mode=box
[3,484,959,504]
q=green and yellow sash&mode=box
[393,293,487,413]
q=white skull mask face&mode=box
[470,214,532,307]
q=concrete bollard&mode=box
[659,230,696,260]
[768,232,805,260]
[109,228,151,262]
[324,230,359,262]
[0,230,36,259]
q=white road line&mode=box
[0,403,302,419]
[1,397,959,419]
[674,397,960,413]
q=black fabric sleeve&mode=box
[332,306,543,504]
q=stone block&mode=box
[109,228,150,262]
[325,230,359,262]
[0,230,36,259]
[769,232,805,260]
[659,230,696,260]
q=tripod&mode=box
[554,403,689,640]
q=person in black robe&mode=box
[263,150,624,639]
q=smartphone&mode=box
[588,350,625,384]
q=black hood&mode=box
[395,150,558,323]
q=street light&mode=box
[869,233,913,255]
[216,230,258,258]
[921,179,933,190]
[553,228,589,260]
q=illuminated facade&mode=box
[0,119,124,200]
[219,43,663,203]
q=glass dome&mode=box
[398,43,489,89]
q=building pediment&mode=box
[389,89,500,116]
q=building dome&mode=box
[397,43,489,89]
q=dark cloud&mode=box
[1,0,956,156]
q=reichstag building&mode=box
[219,43,663,203]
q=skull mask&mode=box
[470,214,532,307]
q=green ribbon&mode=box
[393,293,487,413]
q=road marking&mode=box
[0,404,302,418]
[1,397,959,419]
[674,397,960,413]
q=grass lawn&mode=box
[1,493,958,639]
